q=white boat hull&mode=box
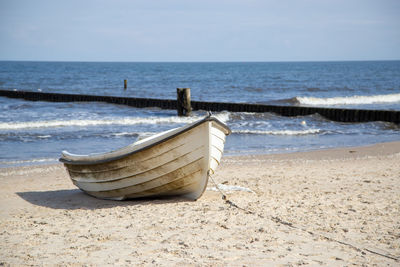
[60,116,231,200]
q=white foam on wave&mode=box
[213,111,230,123]
[109,132,139,137]
[233,129,321,135]
[296,93,400,106]
[0,116,201,130]
[37,135,51,139]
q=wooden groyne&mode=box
[0,90,177,109]
[1,89,399,123]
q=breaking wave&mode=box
[295,93,400,106]
[232,129,321,135]
[0,116,202,130]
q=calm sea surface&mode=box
[0,61,399,167]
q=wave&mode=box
[233,129,321,136]
[0,116,202,130]
[212,111,230,123]
[37,135,52,139]
[0,111,231,131]
[109,132,139,137]
[295,93,400,106]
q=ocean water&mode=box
[0,61,399,167]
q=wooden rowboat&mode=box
[59,115,231,200]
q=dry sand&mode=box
[0,142,399,266]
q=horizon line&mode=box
[1,59,399,64]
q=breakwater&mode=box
[1,89,399,123]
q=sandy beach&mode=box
[1,142,399,266]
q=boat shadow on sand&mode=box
[16,189,191,210]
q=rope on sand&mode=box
[208,173,400,262]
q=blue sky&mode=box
[0,0,399,62]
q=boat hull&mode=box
[60,116,230,200]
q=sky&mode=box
[0,0,399,62]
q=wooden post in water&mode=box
[124,79,127,90]
[177,88,192,116]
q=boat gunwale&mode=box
[59,116,231,166]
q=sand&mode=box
[0,142,399,266]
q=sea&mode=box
[0,61,399,168]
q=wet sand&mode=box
[1,142,399,266]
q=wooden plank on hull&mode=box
[74,149,205,191]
